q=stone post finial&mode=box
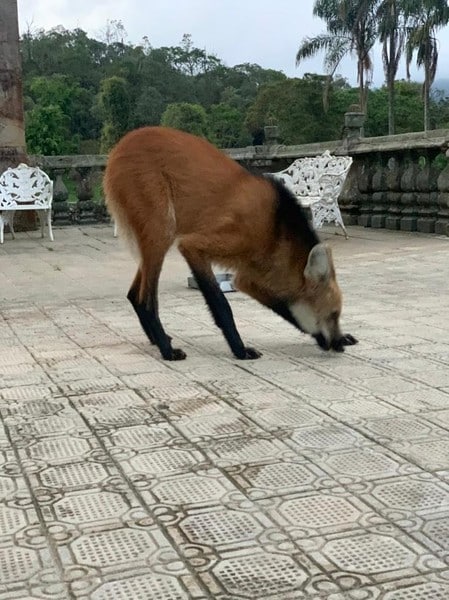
[263,125,280,146]
[344,110,365,140]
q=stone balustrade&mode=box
[28,124,449,236]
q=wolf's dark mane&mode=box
[264,175,320,249]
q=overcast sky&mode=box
[17,0,449,88]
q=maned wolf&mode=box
[104,126,358,360]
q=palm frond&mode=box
[296,34,339,65]
[323,36,351,73]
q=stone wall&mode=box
[34,127,449,236]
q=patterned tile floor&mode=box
[1,224,449,599]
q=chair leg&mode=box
[47,209,54,241]
[113,221,118,237]
[38,210,45,238]
[8,211,16,239]
[310,205,321,231]
[333,204,349,240]
[340,221,349,240]
[0,216,4,244]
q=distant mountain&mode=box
[433,78,449,96]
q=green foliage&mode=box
[131,87,166,128]
[25,74,100,143]
[26,105,78,155]
[20,27,288,154]
[432,153,449,170]
[97,76,130,151]
[364,81,423,135]
[208,103,251,148]
[245,75,348,144]
[19,21,449,155]
[161,102,208,137]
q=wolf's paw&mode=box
[165,348,187,361]
[236,346,262,360]
[331,333,358,353]
[341,333,358,346]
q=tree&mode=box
[245,76,346,144]
[26,105,78,155]
[405,0,449,130]
[208,103,251,148]
[167,34,222,76]
[376,0,407,134]
[131,86,165,128]
[160,102,208,137]
[296,0,378,112]
[25,74,99,141]
[364,80,424,135]
[97,76,130,151]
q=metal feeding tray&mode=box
[188,273,236,293]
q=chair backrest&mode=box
[0,163,53,209]
[273,151,353,201]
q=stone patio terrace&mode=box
[1,224,449,599]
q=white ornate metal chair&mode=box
[272,150,352,239]
[0,163,54,244]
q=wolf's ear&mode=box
[304,243,332,282]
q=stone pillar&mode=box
[0,0,25,165]
[344,111,365,140]
[263,125,280,146]
[0,1,35,230]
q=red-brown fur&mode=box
[104,126,357,360]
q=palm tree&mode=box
[405,0,449,131]
[296,0,378,113]
[377,0,406,134]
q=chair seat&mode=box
[0,204,50,211]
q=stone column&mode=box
[0,1,35,230]
[344,111,365,140]
[0,0,26,169]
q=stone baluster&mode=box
[399,153,418,231]
[51,168,72,225]
[436,151,449,236]
[416,151,438,234]
[338,160,361,225]
[371,154,388,228]
[358,157,374,227]
[385,155,402,230]
[74,167,96,224]
[90,167,109,223]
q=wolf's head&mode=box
[289,243,357,351]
